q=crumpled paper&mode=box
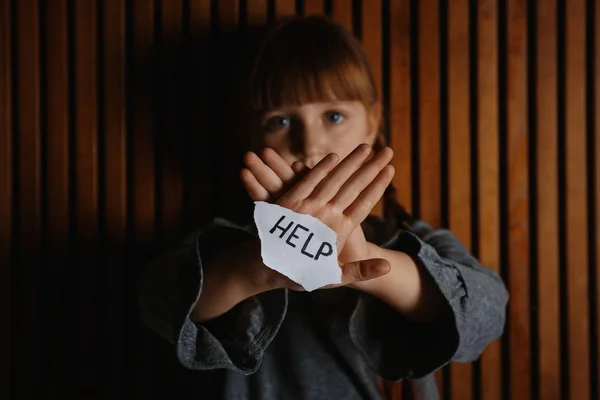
[254,201,341,291]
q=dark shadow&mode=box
[116,21,275,398]
[11,18,278,398]
[155,24,273,231]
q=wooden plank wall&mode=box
[0,0,598,399]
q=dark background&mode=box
[1,0,599,399]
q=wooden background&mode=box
[1,0,599,399]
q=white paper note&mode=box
[254,201,341,291]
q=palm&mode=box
[240,145,394,289]
[338,226,369,264]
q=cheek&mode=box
[261,134,297,164]
[327,120,373,157]
[261,130,286,149]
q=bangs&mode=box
[247,16,377,111]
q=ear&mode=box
[366,101,382,146]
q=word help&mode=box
[254,201,341,291]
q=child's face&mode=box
[257,101,380,168]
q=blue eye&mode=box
[264,115,290,131]
[324,111,345,125]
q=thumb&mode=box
[340,258,391,286]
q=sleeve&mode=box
[137,218,288,375]
[348,220,509,380]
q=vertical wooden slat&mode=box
[478,0,502,399]
[15,0,42,398]
[448,1,472,399]
[181,0,212,389]
[131,0,155,397]
[275,0,295,20]
[131,0,155,270]
[361,0,382,100]
[418,0,443,394]
[565,0,590,398]
[44,0,70,397]
[418,0,441,229]
[536,1,560,398]
[331,0,352,32]
[187,0,213,226]
[219,0,239,27]
[304,0,323,16]
[214,0,242,220]
[506,1,531,399]
[159,0,183,240]
[595,0,600,390]
[388,3,411,394]
[247,0,268,25]
[361,0,382,217]
[0,0,12,397]
[152,1,184,393]
[74,0,100,395]
[389,0,412,212]
[189,0,211,36]
[103,0,127,397]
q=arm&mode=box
[137,219,287,374]
[362,220,508,326]
[137,213,387,374]
[238,146,508,378]
[348,221,508,380]
[190,235,270,322]
[354,241,452,324]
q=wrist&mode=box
[191,238,272,323]
[192,264,250,322]
[231,237,279,295]
[356,246,451,323]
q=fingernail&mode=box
[372,259,391,274]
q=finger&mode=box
[243,151,286,197]
[240,168,271,202]
[292,160,309,175]
[278,153,339,207]
[344,165,395,223]
[290,161,311,187]
[330,147,394,211]
[309,144,372,204]
[261,148,296,185]
[325,258,390,288]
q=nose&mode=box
[290,119,326,168]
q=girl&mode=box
[138,16,508,400]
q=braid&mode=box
[383,185,416,229]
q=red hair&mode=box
[246,16,379,112]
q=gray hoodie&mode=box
[137,216,508,400]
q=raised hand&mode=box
[241,144,395,289]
